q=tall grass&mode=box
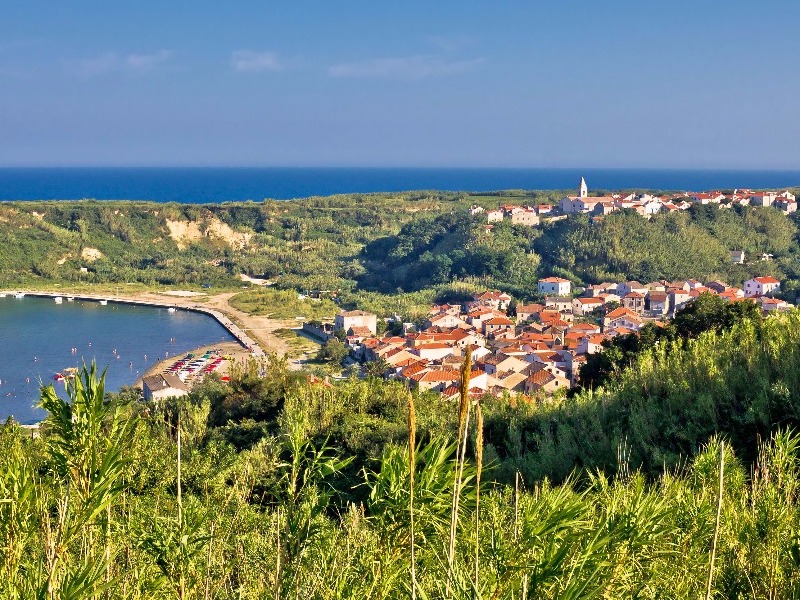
[4,363,800,597]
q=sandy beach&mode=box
[134,340,255,387]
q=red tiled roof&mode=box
[605,307,638,319]
[527,371,555,385]
[485,317,514,325]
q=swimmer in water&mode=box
[144,354,147,361]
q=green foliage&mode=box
[360,213,542,296]
[580,293,762,390]
[5,332,800,596]
[316,338,349,363]
[229,288,339,320]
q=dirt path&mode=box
[126,291,311,369]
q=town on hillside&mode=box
[469,177,797,228]
[318,274,786,402]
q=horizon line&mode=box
[2,165,800,172]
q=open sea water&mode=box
[0,167,799,202]
[0,296,235,424]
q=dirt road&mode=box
[127,291,312,369]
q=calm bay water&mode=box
[0,168,798,202]
[0,296,235,424]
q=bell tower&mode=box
[579,176,588,198]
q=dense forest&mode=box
[5,305,800,597]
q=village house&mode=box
[544,296,573,312]
[689,192,725,204]
[486,209,504,223]
[669,288,691,313]
[334,310,377,335]
[406,368,461,392]
[572,296,604,316]
[142,373,189,402]
[425,312,468,329]
[524,370,570,395]
[586,282,618,297]
[646,291,669,316]
[730,250,745,264]
[516,303,545,322]
[743,276,780,297]
[480,353,528,376]
[510,208,540,226]
[473,290,513,310]
[538,277,571,296]
[603,307,643,331]
[749,192,777,207]
[413,343,458,361]
[706,280,729,294]
[758,297,789,313]
[577,333,608,355]
[719,288,746,302]
[482,316,515,337]
[617,281,648,297]
[774,197,798,214]
[621,292,645,314]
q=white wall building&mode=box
[538,277,571,296]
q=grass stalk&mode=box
[474,400,483,594]
[448,348,472,598]
[705,441,725,600]
[177,409,185,600]
[408,390,418,600]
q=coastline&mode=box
[4,290,265,357]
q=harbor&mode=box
[0,294,244,424]
[4,290,265,357]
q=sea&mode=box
[0,296,235,424]
[0,167,799,202]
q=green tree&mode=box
[317,338,350,363]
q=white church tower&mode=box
[579,176,588,198]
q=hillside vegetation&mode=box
[4,194,800,312]
[5,305,800,597]
[362,204,800,298]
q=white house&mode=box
[749,193,777,207]
[486,209,504,223]
[335,310,378,335]
[572,296,604,316]
[142,374,189,402]
[743,276,780,297]
[538,277,571,296]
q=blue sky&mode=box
[1,1,798,168]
